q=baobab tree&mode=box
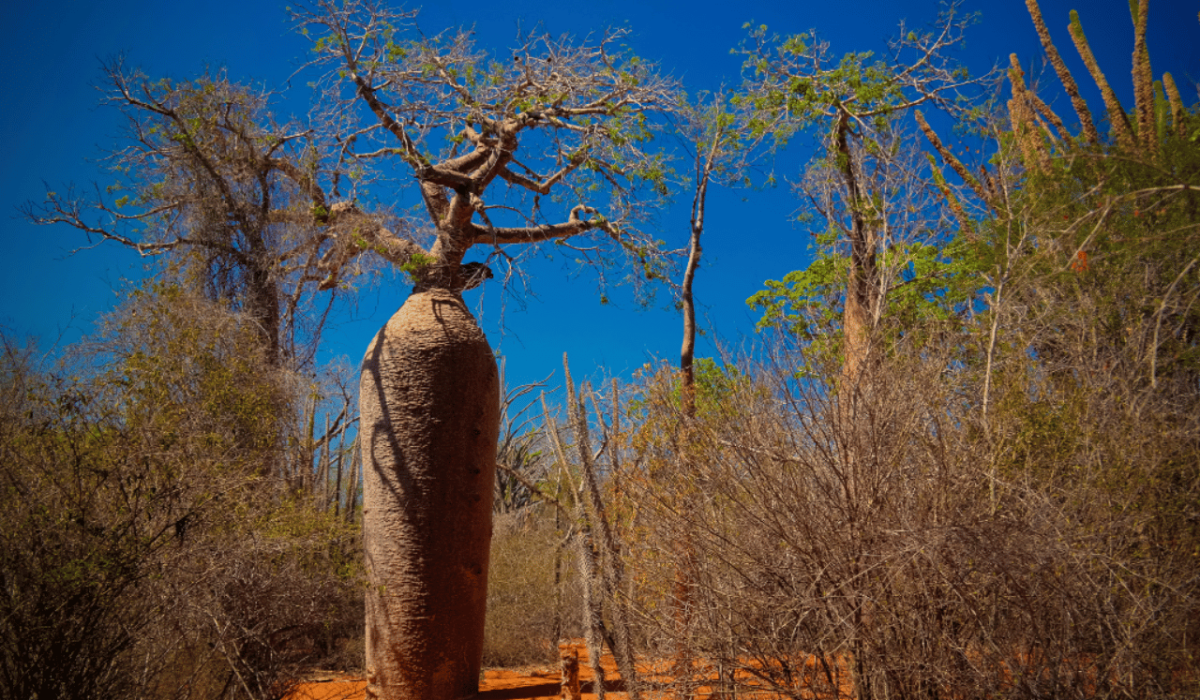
[294,2,677,698]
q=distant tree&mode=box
[746,119,987,373]
[734,7,995,697]
[674,90,772,417]
[22,65,369,368]
[738,3,991,390]
[292,2,677,698]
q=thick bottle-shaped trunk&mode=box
[360,289,500,700]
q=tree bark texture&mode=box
[360,289,500,700]
[836,112,879,394]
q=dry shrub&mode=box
[160,501,363,699]
[483,505,582,668]
[0,286,366,700]
[130,519,362,699]
[0,367,364,700]
[624,334,1199,700]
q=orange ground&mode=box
[287,643,1197,700]
[287,642,596,700]
[286,641,765,700]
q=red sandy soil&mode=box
[285,641,820,700]
[284,666,563,700]
[286,645,582,700]
[287,644,1193,700]
[287,642,619,700]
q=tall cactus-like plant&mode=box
[1024,0,1100,144]
[544,357,641,700]
[1068,8,1138,150]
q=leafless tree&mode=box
[21,64,384,369]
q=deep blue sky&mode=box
[3,0,1197,391]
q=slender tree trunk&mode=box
[246,259,283,368]
[360,288,500,700]
[303,394,317,492]
[680,208,703,420]
[334,422,346,516]
[680,134,719,420]
[836,112,880,396]
[346,435,360,525]
[834,112,880,700]
[553,488,563,645]
[318,414,331,507]
[675,201,702,693]
[673,130,720,698]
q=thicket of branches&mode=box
[604,2,1198,699]
[517,3,1199,700]
[0,284,364,700]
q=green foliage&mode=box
[747,234,847,340]
[740,4,990,380]
[998,100,1200,387]
[734,16,971,146]
[969,98,1200,564]
[399,251,436,281]
[748,231,986,363]
[628,357,746,421]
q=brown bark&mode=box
[245,261,282,367]
[835,112,879,393]
[673,143,715,694]
[680,214,702,420]
[360,289,500,700]
[674,202,702,694]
